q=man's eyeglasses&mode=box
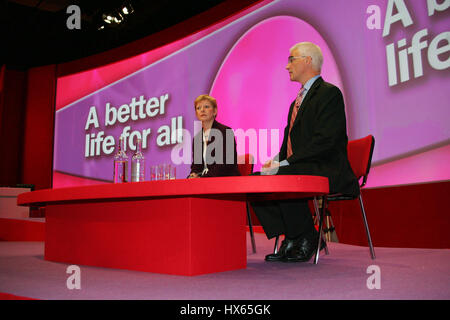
[288,56,307,63]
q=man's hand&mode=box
[262,160,280,174]
[263,160,280,169]
[262,160,272,169]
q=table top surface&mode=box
[17,175,329,207]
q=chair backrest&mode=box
[347,135,375,188]
[237,154,254,176]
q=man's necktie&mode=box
[286,88,305,159]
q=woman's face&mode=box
[195,99,217,122]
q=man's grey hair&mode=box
[290,42,323,72]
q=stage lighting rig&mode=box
[121,2,134,15]
[100,1,134,29]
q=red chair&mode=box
[313,135,376,263]
[237,154,256,253]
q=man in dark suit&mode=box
[251,42,359,263]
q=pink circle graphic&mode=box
[210,16,344,171]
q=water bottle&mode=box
[131,138,145,182]
[113,136,128,183]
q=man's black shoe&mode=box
[265,238,294,262]
[283,230,326,263]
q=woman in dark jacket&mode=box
[188,94,240,178]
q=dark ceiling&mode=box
[1,0,230,69]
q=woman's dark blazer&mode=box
[190,120,241,177]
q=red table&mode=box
[17,175,328,276]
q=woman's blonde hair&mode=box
[194,94,218,111]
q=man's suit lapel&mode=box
[293,76,323,127]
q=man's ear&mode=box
[306,56,313,66]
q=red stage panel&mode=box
[0,218,45,241]
[333,181,450,249]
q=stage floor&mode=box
[1,233,449,300]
